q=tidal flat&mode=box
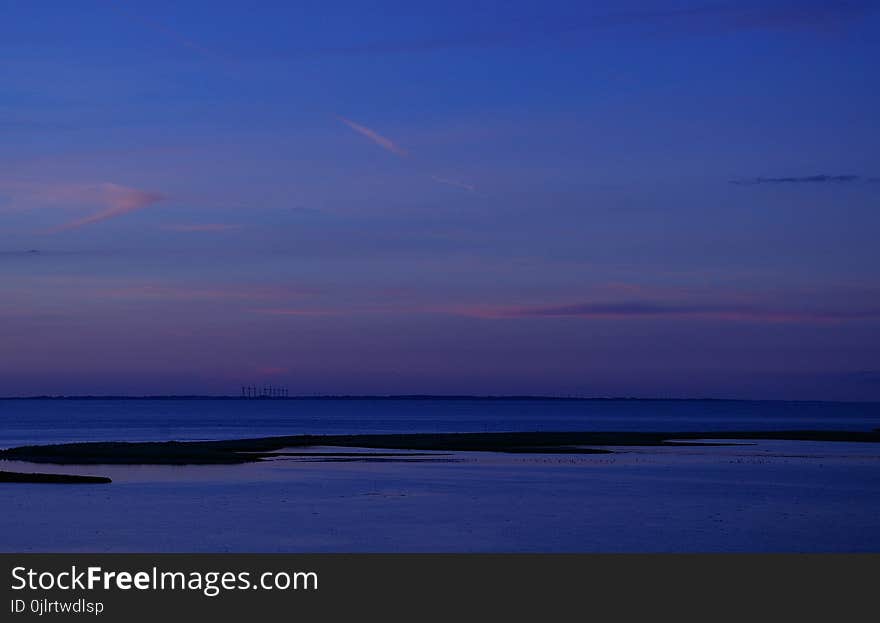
[2,439,879,552]
[2,429,879,467]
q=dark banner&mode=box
[1,554,877,621]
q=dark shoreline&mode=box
[0,470,111,484]
[2,430,879,467]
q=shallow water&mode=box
[3,399,878,552]
[2,398,878,449]
[2,440,879,552]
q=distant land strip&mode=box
[2,430,879,467]
[1,395,878,404]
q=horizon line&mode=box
[0,394,877,404]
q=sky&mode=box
[1,0,879,399]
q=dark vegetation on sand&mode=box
[2,430,880,467]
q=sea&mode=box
[1,397,879,449]
[3,398,879,552]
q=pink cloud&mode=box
[163,223,242,232]
[50,183,165,232]
[336,116,409,157]
[0,180,165,230]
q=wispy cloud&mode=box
[0,249,43,259]
[107,0,226,62]
[1,180,165,231]
[730,174,863,185]
[103,285,263,302]
[457,299,880,323]
[627,1,877,34]
[79,280,319,302]
[50,183,165,232]
[336,116,409,158]
[431,176,477,193]
[287,2,877,59]
[700,1,876,32]
[101,9,489,194]
[252,308,340,317]
[163,223,242,233]
[9,278,321,306]
[335,121,484,191]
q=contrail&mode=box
[107,0,224,62]
[335,121,481,191]
[105,3,481,196]
[335,116,409,158]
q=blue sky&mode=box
[2,1,879,398]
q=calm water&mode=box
[1,398,878,449]
[3,400,880,552]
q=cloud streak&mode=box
[50,183,165,232]
[336,116,409,158]
[102,9,486,195]
[163,223,242,232]
[286,2,878,59]
[107,0,227,62]
[1,180,165,230]
[431,176,477,193]
[730,175,863,185]
[335,121,483,191]
[459,300,880,323]
[253,308,340,317]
